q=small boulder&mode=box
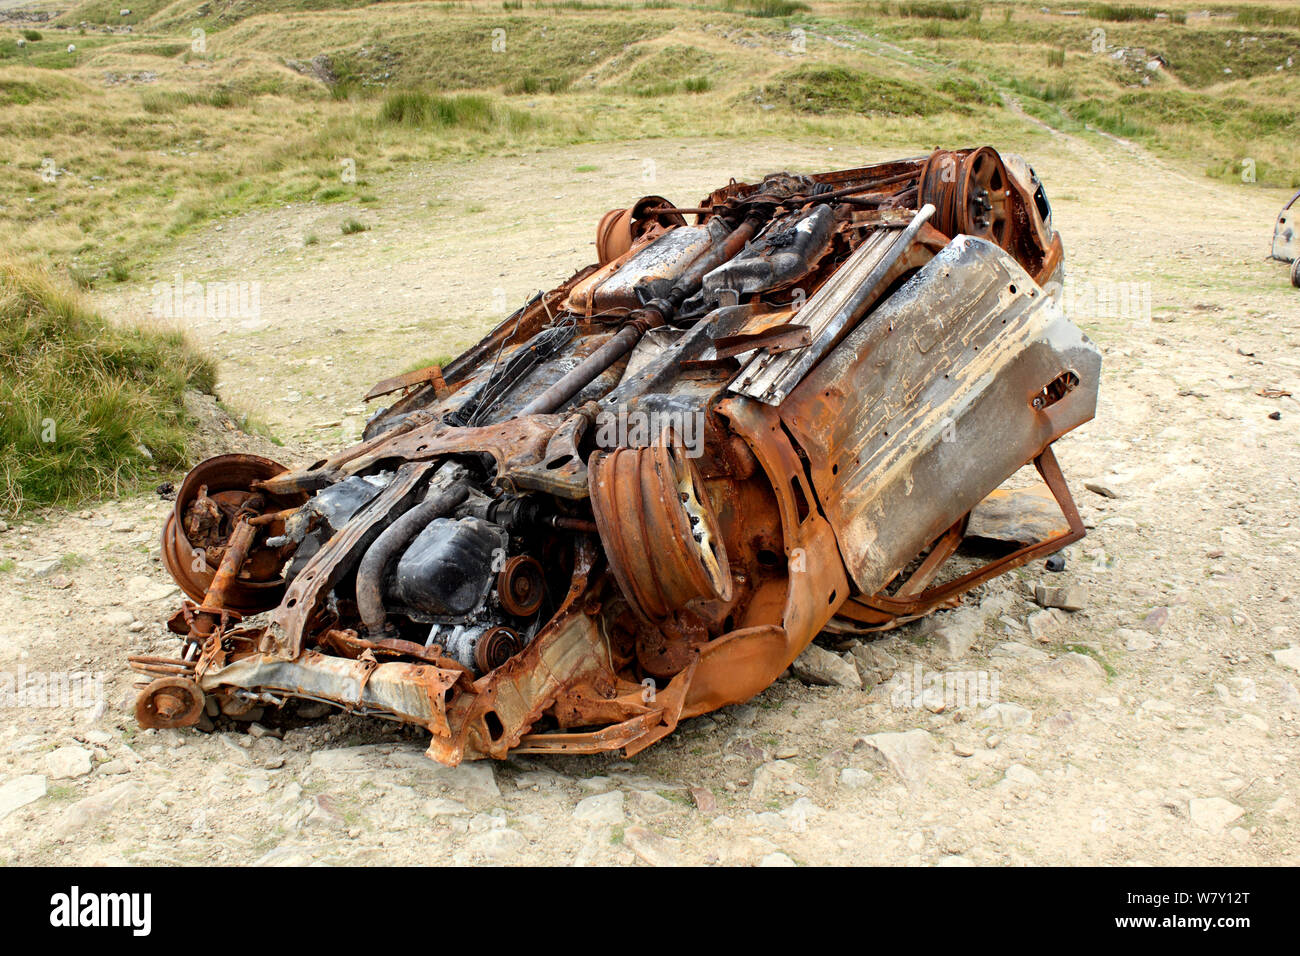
[45,746,93,780]
[791,642,862,689]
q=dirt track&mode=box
[1,128,1297,866]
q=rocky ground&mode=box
[1,129,1297,866]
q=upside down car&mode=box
[131,146,1101,766]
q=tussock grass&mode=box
[1084,4,1186,24]
[757,65,962,116]
[0,260,215,513]
[717,0,809,16]
[868,1,981,20]
[1223,5,1300,29]
[140,86,249,112]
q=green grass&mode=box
[140,86,249,113]
[0,260,214,513]
[718,0,809,16]
[340,218,368,234]
[1079,3,1189,24]
[1221,5,1300,28]
[756,65,958,116]
[378,91,536,135]
[868,1,982,20]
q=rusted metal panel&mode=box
[780,236,1099,596]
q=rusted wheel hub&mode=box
[594,195,687,265]
[135,676,205,729]
[920,147,1012,245]
[161,454,305,614]
[589,437,732,622]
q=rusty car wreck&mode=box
[131,146,1101,766]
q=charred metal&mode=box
[131,146,1101,766]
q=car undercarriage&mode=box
[130,145,1101,766]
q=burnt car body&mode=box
[132,146,1100,766]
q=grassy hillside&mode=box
[0,259,214,512]
[1,0,1294,283]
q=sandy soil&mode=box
[1,126,1297,866]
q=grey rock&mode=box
[1027,608,1066,642]
[1278,681,1300,708]
[1043,711,1075,736]
[469,827,526,860]
[573,790,625,827]
[304,795,345,829]
[54,781,144,838]
[931,609,981,660]
[628,789,676,819]
[791,642,862,688]
[839,767,872,789]
[45,745,93,780]
[1084,481,1121,499]
[978,702,1033,727]
[20,558,61,578]
[759,851,796,867]
[1032,651,1105,683]
[468,810,506,832]
[1188,797,1244,834]
[1271,647,1300,673]
[255,846,319,867]
[624,826,683,866]
[690,786,717,813]
[423,797,470,818]
[849,642,899,685]
[990,641,1049,662]
[1142,607,1170,632]
[308,744,499,797]
[1118,627,1155,651]
[853,729,934,790]
[1033,584,1086,611]
[1002,764,1042,788]
[0,774,46,821]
